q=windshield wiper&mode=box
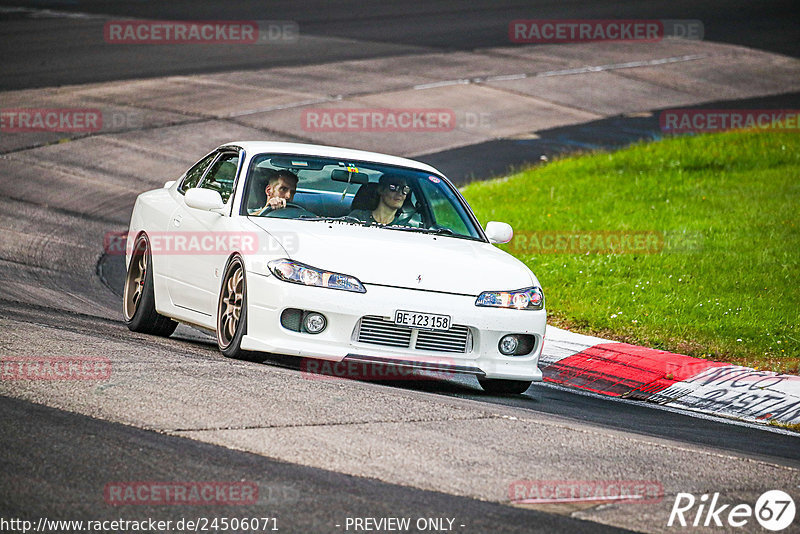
[427,227,456,236]
[383,225,452,235]
[383,225,459,236]
[299,215,366,225]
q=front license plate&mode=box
[394,310,451,331]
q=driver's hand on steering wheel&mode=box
[267,197,288,210]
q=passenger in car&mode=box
[252,170,299,215]
[348,174,409,225]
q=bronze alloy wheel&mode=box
[217,257,245,349]
[123,235,148,321]
[122,233,177,337]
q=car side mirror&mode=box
[485,221,513,244]
[163,180,176,189]
[185,188,225,212]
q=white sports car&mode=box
[123,142,545,393]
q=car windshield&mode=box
[241,154,484,240]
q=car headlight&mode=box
[475,286,544,310]
[268,259,366,293]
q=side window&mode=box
[179,152,216,193]
[417,177,472,235]
[200,152,239,203]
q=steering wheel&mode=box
[262,202,315,218]
[394,203,422,226]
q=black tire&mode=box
[216,255,257,360]
[123,234,178,337]
[478,378,532,395]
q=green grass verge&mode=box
[461,130,799,373]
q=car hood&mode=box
[249,218,536,295]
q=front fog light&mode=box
[499,335,519,355]
[303,312,327,334]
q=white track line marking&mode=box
[413,54,707,90]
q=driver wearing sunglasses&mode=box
[348,174,410,226]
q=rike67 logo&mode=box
[668,490,796,531]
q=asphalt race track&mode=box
[1,2,799,533]
[1,395,633,534]
[0,0,797,90]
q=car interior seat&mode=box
[247,167,277,212]
[350,182,380,211]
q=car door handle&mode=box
[172,215,182,227]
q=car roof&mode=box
[220,141,444,176]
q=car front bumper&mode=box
[240,271,545,381]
